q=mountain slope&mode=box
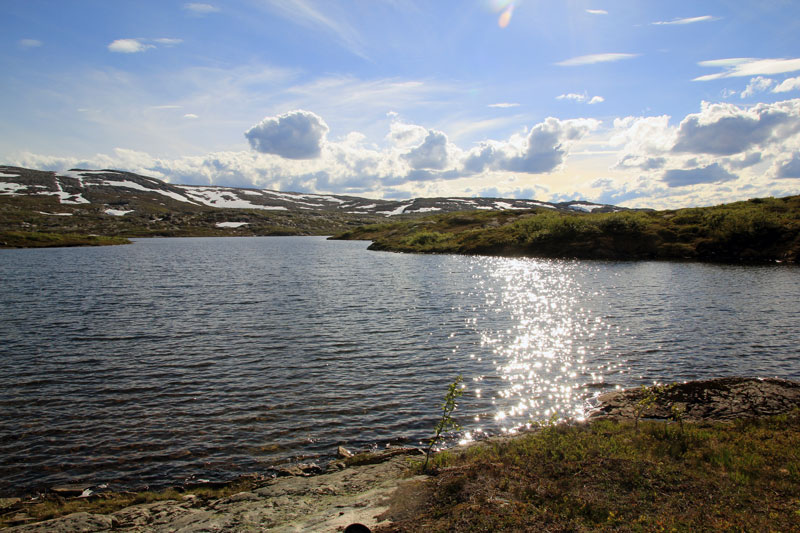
[0,166,625,246]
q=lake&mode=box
[1,236,798,495]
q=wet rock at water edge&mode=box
[588,377,800,422]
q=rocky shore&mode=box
[2,377,798,532]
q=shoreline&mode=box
[3,376,799,531]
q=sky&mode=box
[3,1,800,208]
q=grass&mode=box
[333,195,800,263]
[0,231,130,248]
[378,412,800,532]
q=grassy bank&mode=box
[0,231,130,248]
[381,413,800,532]
[334,195,800,263]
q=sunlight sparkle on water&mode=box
[473,258,619,431]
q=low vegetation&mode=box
[334,195,800,263]
[380,412,800,532]
[0,231,130,248]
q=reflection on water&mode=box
[1,238,798,495]
[465,259,622,436]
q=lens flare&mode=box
[498,5,514,28]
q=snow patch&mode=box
[180,187,288,210]
[377,203,411,216]
[39,211,74,216]
[216,222,250,228]
[105,209,134,216]
[0,172,21,178]
[408,207,442,213]
[0,182,27,194]
[352,204,377,210]
[568,203,605,212]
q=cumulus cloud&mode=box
[184,3,219,14]
[695,58,800,81]
[556,53,638,67]
[19,39,43,49]
[775,153,800,179]
[245,110,329,159]
[662,163,738,187]
[464,118,600,174]
[741,76,774,98]
[672,100,800,155]
[108,39,155,53]
[402,130,450,170]
[774,76,800,93]
[652,15,715,25]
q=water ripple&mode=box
[0,237,798,495]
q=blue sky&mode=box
[3,1,800,208]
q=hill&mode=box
[332,195,800,263]
[0,166,623,247]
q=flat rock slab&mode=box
[5,452,425,533]
[589,377,800,422]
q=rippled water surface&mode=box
[1,236,798,495]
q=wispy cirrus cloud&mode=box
[488,102,520,108]
[652,15,716,26]
[18,39,43,49]
[586,9,608,15]
[183,3,219,14]
[556,53,638,67]
[694,58,800,81]
[257,0,368,59]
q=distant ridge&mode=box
[0,165,625,217]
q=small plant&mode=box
[634,385,658,432]
[423,376,464,472]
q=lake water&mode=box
[1,236,798,495]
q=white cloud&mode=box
[108,39,155,53]
[463,118,600,174]
[488,102,520,108]
[586,9,608,15]
[695,58,800,81]
[556,53,638,67]
[741,76,775,98]
[652,15,715,25]
[557,93,604,104]
[402,130,451,170]
[774,76,800,93]
[672,100,800,155]
[183,114,199,119]
[19,39,43,49]
[107,38,182,53]
[183,3,219,14]
[245,110,330,159]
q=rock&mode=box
[338,446,354,458]
[49,485,92,498]
[588,377,800,422]
[276,462,324,477]
[4,511,113,532]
